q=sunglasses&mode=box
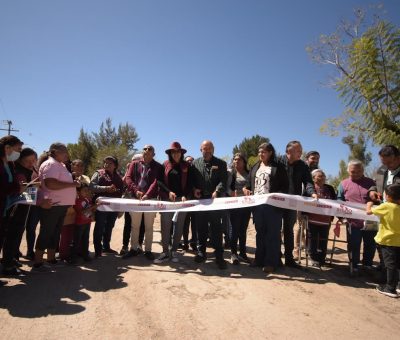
[143,147,153,151]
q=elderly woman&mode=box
[228,152,251,264]
[306,169,336,267]
[154,142,193,264]
[33,143,80,271]
[90,156,124,257]
[244,142,289,273]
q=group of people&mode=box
[0,135,399,298]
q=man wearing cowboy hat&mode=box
[192,140,228,269]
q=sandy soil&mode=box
[0,215,399,340]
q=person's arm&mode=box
[214,160,227,198]
[302,164,317,198]
[365,201,374,215]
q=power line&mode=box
[0,120,19,135]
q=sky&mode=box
[0,0,399,177]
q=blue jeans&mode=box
[93,211,118,255]
[229,207,251,255]
[346,226,377,267]
[253,204,283,268]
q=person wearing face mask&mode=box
[278,141,317,268]
[0,135,24,267]
[2,148,39,275]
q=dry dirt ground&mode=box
[0,215,399,340]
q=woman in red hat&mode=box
[155,142,194,264]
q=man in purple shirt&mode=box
[337,160,376,275]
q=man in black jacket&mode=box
[192,140,228,269]
[279,141,317,268]
[369,145,400,201]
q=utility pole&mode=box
[0,120,19,135]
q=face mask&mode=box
[6,150,20,162]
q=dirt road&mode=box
[0,216,399,339]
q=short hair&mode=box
[311,169,326,178]
[306,151,320,159]
[103,156,118,168]
[347,160,364,171]
[386,184,400,201]
[71,159,84,166]
[379,145,399,158]
[285,140,302,152]
[48,142,67,157]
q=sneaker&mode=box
[376,285,398,298]
[190,243,197,252]
[154,252,170,264]
[14,259,23,268]
[144,251,154,261]
[119,246,128,255]
[216,257,228,270]
[25,252,35,261]
[171,251,179,263]
[137,246,144,255]
[122,249,139,259]
[194,251,206,263]
[231,253,239,265]
[238,253,250,263]
[181,243,189,251]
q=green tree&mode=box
[342,134,372,166]
[68,118,139,176]
[307,6,400,146]
[233,135,269,169]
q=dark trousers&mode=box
[36,206,68,251]
[70,223,91,259]
[380,245,400,291]
[182,212,197,245]
[253,205,283,268]
[282,209,297,261]
[93,211,118,255]
[122,212,145,247]
[229,207,251,255]
[196,210,224,258]
[2,206,29,267]
[346,226,377,267]
[25,206,40,256]
[307,223,330,264]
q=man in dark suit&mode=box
[192,140,228,269]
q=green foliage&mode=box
[232,134,269,161]
[308,7,400,147]
[327,159,347,190]
[67,118,139,177]
[342,134,372,166]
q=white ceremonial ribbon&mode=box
[97,193,379,222]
